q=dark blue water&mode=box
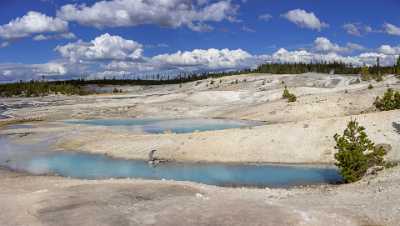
[3,151,342,188]
[65,118,262,134]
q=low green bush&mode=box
[282,86,297,102]
[373,88,400,111]
[334,120,387,183]
[282,86,290,98]
[287,94,297,102]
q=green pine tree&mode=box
[374,88,400,111]
[334,120,386,183]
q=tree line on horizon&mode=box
[1,58,399,97]
[255,57,400,75]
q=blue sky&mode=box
[0,0,399,82]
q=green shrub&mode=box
[368,84,373,89]
[334,120,387,183]
[287,94,297,102]
[385,161,399,168]
[282,86,291,98]
[282,86,297,102]
[374,88,400,111]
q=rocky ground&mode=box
[1,165,399,226]
[0,72,400,225]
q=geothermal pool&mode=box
[65,118,262,134]
[0,105,8,119]
[0,136,342,188]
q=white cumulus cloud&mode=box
[267,47,397,67]
[378,45,400,55]
[0,62,73,83]
[268,48,360,66]
[0,11,69,40]
[313,37,364,53]
[55,33,143,62]
[282,9,328,31]
[314,37,345,53]
[152,48,254,70]
[35,62,68,76]
[357,52,397,66]
[57,0,238,32]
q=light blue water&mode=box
[65,118,262,134]
[0,134,343,188]
[0,105,8,119]
[2,152,342,188]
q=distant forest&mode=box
[1,59,399,97]
[255,61,397,75]
[0,69,252,97]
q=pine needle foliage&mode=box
[374,88,400,111]
[334,120,386,183]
